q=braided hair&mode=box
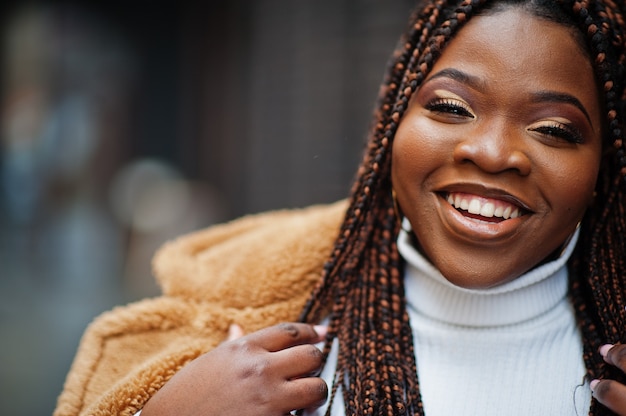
[300,0,626,415]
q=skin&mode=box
[139,6,626,416]
[140,323,328,416]
[391,8,603,289]
[593,344,626,414]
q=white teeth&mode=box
[479,202,495,218]
[446,193,522,220]
[468,199,481,215]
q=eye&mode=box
[527,121,584,144]
[424,98,475,119]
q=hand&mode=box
[141,322,328,416]
[591,344,626,415]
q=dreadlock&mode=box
[299,0,626,415]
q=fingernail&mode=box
[590,379,600,392]
[228,323,244,340]
[313,325,328,338]
[599,344,614,358]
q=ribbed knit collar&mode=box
[398,222,579,327]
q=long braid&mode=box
[565,0,626,414]
[299,1,485,415]
[300,1,626,415]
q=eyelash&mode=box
[529,122,585,144]
[425,98,474,118]
[425,96,586,145]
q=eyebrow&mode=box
[426,68,487,91]
[530,91,593,126]
[426,68,594,127]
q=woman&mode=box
[55,0,626,415]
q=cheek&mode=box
[545,154,599,218]
[393,122,423,160]
[392,119,446,177]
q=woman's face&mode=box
[391,7,603,289]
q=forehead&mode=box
[427,7,600,117]
[437,8,590,73]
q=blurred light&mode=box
[109,158,191,232]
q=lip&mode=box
[439,183,533,212]
[435,183,533,242]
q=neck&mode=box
[398,225,579,326]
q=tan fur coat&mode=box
[54,200,347,416]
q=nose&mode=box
[452,122,531,176]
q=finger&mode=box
[601,344,626,373]
[279,376,328,412]
[591,379,626,415]
[226,323,245,341]
[243,323,326,352]
[272,343,325,379]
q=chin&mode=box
[439,267,519,290]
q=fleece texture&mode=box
[54,200,347,416]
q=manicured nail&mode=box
[228,323,244,340]
[599,344,614,358]
[590,379,600,393]
[313,325,328,338]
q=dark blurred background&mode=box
[0,1,414,415]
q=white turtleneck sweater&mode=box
[306,226,591,416]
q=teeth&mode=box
[468,199,481,215]
[479,202,495,218]
[446,193,522,220]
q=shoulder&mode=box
[54,200,348,416]
[152,199,348,307]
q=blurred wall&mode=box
[0,1,414,415]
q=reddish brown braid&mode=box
[566,0,626,414]
[299,1,626,415]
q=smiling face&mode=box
[391,7,603,289]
